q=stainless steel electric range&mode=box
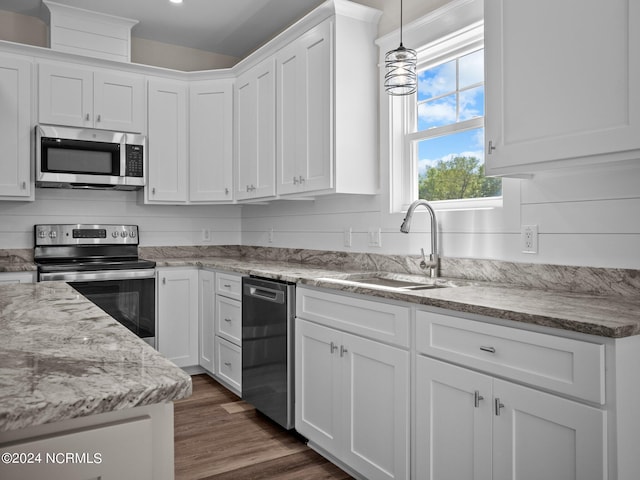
[34,224,156,348]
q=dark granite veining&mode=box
[0,249,36,272]
[0,282,192,432]
[144,245,640,338]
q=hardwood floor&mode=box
[174,374,353,480]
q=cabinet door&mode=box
[295,319,341,454]
[415,356,492,480]
[215,295,241,345]
[235,59,276,200]
[39,63,93,127]
[93,71,144,133]
[147,79,188,203]
[342,331,410,480]
[276,21,332,196]
[492,379,606,480]
[485,0,640,175]
[198,270,215,373]
[157,268,198,367]
[189,80,234,202]
[0,55,31,199]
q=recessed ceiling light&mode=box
[170,0,183,4]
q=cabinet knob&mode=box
[97,114,101,122]
[299,175,305,184]
[340,345,348,357]
[495,398,505,416]
[162,277,166,285]
[224,361,232,367]
[224,318,232,323]
[474,390,484,408]
[152,187,156,195]
[225,188,229,195]
[293,176,299,184]
[85,113,90,121]
[21,181,26,190]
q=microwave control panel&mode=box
[125,144,144,177]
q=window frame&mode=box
[383,11,500,213]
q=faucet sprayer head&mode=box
[400,217,411,233]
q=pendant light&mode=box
[384,0,417,96]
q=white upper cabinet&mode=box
[234,58,276,201]
[189,80,234,202]
[0,54,32,200]
[39,62,144,133]
[146,78,189,203]
[275,6,379,197]
[276,21,332,195]
[485,0,640,175]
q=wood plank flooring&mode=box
[174,374,353,480]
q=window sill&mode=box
[400,196,502,213]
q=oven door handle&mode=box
[39,269,156,282]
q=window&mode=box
[411,48,501,203]
[383,11,502,212]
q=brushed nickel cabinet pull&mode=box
[495,398,505,416]
[330,342,338,354]
[340,345,348,357]
[224,361,232,367]
[474,390,484,408]
[480,346,496,354]
[487,140,496,154]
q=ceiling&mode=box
[0,0,327,58]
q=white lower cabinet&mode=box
[416,356,606,480]
[296,318,410,480]
[198,270,216,373]
[157,268,199,368]
[213,271,243,395]
[0,272,35,283]
[215,336,242,394]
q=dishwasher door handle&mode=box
[245,284,285,304]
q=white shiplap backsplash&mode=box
[241,162,640,269]
[0,189,241,248]
[0,162,638,270]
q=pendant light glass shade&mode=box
[384,44,417,95]
[384,0,417,96]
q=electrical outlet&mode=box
[343,228,352,248]
[368,228,382,248]
[268,228,274,243]
[521,225,538,254]
[202,229,211,242]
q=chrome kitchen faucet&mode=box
[400,199,439,278]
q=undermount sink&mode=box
[321,272,456,291]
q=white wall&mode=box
[0,189,241,248]
[241,162,640,270]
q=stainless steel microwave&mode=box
[36,124,146,190]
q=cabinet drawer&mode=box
[296,287,410,348]
[416,310,605,404]
[216,296,241,345]
[215,336,242,395]
[215,272,243,300]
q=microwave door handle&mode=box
[120,137,127,177]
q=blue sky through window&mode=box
[415,49,485,177]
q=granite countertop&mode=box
[0,282,192,433]
[151,255,640,338]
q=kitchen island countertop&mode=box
[0,281,192,433]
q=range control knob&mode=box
[120,231,128,238]
[38,230,46,238]
[49,231,57,238]
[112,231,119,238]
[129,230,137,238]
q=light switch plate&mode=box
[368,228,382,247]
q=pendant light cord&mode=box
[400,0,404,47]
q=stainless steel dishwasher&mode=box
[242,276,295,430]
